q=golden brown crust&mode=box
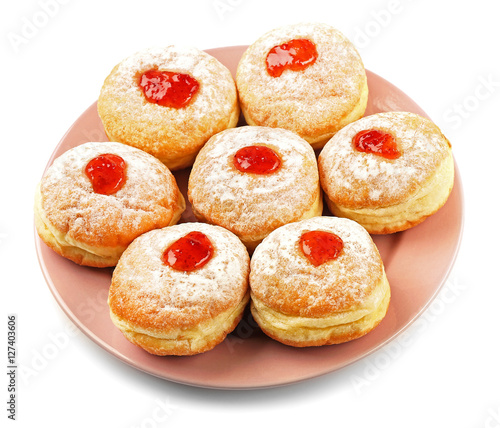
[97,46,240,170]
[318,112,454,234]
[111,294,249,356]
[108,223,250,355]
[34,142,185,267]
[188,126,323,251]
[236,23,368,148]
[250,278,390,347]
[249,216,390,347]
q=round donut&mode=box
[34,142,185,267]
[318,112,454,234]
[97,46,240,170]
[236,22,368,149]
[108,222,250,356]
[188,126,323,252]
[249,216,390,347]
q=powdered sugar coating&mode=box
[250,217,384,316]
[109,223,250,330]
[39,142,182,248]
[104,45,234,120]
[97,46,239,166]
[188,126,321,238]
[319,112,452,208]
[236,23,367,142]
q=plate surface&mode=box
[35,45,464,389]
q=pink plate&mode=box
[35,46,464,389]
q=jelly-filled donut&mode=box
[188,126,323,252]
[236,22,368,149]
[318,112,454,234]
[108,223,250,356]
[97,46,240,170]
[34,142,185,267]
[250,216,390,347]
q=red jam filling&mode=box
[353,129,401,159]
[233,145,281,174]
[85,154,126,195]
[139,70,200,108]
[162,231,214,272]
[299,230,344,267]
[266,39,318,77]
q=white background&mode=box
[2,0,500,426]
